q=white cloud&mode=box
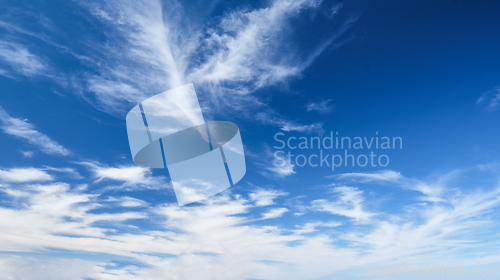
[0,181,148,254]
[94,166,148,183]
[0,167,499,279]
[0,106,70,156]
[280,122,324,133]
[312,186,377,222]
[0,167,53,183]
[345,187,500,267]
[255,111,325,134]
[0,0,348,137]
[106,196,149,208]
[476,86,500,111]
[261,207,289,219]
[188,0,321,88]
[0,256,109,280]
[42,167,82,179]
[82,162,166,189]
[68,0,351,134]
[0,68,8,77]
[255,145,296,178]
[306,99,334,114]
[334,170,404,183]
[293,221,342,235]
[2,0,348,133]
[90,0,326,95]
[334,170,459,202]
[75,0,196,113]
[249,189,288,206]
[0,41,46,77]
[20,150,35,158]
[268,160,296,178]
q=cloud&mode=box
[42,167,82,179]
[106,196,149,208]
[82,161,167,189]
[75,0,196,113]
[261,207,289,219]
[20,150,35,158]
[306,99,334,114]
[333,170,461,203]
[477,86,500,111]
[1,0,350,134]
[249,189,288,206]
[0,166,500,279]
[6,3,500,279]
[0,106,70,156]
[268,159,296,178]
[188,0,321,88]
[67,0,351,133]
[312,186,377,222]
[334,170,404,183]
[0,167,53,183]
[255,111,325,134]
[345,187,500,267]
[254,145,296,178]
[0,181,148,253]
[1,0,350,138]
[0,41,46,77]
[0,256,109,280]
[87,0,327,94]
[93,166,149,183]
[293,221,342,235]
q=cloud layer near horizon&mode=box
[1,163,500,279]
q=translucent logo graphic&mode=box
[126,84,246,205]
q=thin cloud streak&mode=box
[0,41,46,77]
[477,86,500,111]
[0,106,70,156]
[306,99,334,114]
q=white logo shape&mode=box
[126,84,246,205]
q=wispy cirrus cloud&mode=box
[249,188,288,206]
[255,111,325,134]
[83,0,335,98]
[253,145,296,178]
[477,86,500,111]
[293,221,342,235]
[187,0,322,88]
[0,106,70,156]
[333,169,460,202]
[69,0,351,133]
[20,150,35,158]
[0,41,46,77]
[108,196,149,208]
[267,159,296,178]
[312,186,377,222]
[306,99,334,114]
[0,0,349,132]
[333,170,404,183]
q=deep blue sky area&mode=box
[272,0,500,177]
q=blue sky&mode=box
[1,0,500,279]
